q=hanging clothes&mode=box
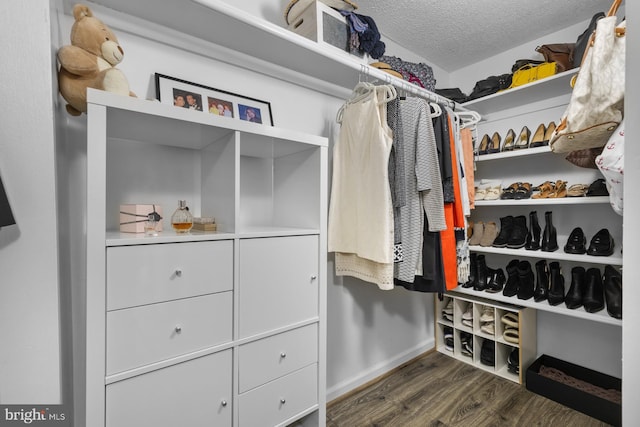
[393,97,446,284]
[328,84,396,289]
[460,128,475,210]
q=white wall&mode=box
[0,0,62,403]
[622,1,638,424]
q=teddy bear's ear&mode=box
[73,4,93,21]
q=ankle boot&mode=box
[525,210,541,250]
[492,216,514,248]
[474,255,489,291]
[469,222,484,246]
[516,260,534,300]
[547,262,565,306]
[479,222,498,247]
[603,265,622,319]
[541,211,558,252]
[533,260,549,302]
[565,266,586,309]
[502,259,520,297]
[507,215,528,249]
[462,253,477,288]
[583,267,605,313]
[486,268,506,293]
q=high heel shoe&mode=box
[515,126,530,149]
[488,132,501,154]
[478,134,490,155]
[542,121,556,145]
[502,129,516,151]
[530,123,547,148]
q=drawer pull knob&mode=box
[175,326,182,333]
[175,269,183,277]
[310,275,317,281]
[280,398,286,404]
[280,352,287,358]
[221,400,227,407]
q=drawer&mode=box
[106,292,232,375]
[238,364,318,427]
[107,240,233,310]
[239,324,318,392]
[238,235,319,338]
[106,350,232,427]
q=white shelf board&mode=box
[469,245,623,266]
[475,145,551,161]
[475,196,611,206]
[462,69,579,115]
[450,287,621,327]
[81,0,456,107]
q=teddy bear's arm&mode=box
[58,45,100,76]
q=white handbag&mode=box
[549,0,625,153]
[596,120,624,216]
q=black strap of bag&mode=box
[572,12,606,67]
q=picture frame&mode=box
[155,73,274,126]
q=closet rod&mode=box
[358,64,459,110]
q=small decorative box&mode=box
[288,0,366,63]
[119,204,163,233]
[192,216,217,232]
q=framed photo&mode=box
[155,73,274,126]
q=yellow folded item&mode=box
[509,62,557,89]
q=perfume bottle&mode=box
[144,213,159,236]
[171,200,193,233]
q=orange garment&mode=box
[461,128,475,209]
[441,112,465,290]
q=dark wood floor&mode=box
[326,351,610,427]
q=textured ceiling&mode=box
[364,0,616,71]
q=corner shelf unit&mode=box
[435,293,537,385]
[76,89,328,427]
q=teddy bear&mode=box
[58,4,135,116]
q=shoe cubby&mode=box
[434,292,536,384]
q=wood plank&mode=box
[327,351,610,426]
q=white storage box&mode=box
[288,0,366,62]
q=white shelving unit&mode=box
[75,89,328,427]
[462,73,623,329]
[435,293,537,384]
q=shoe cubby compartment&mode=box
[436,324,454,355]
[436,296,454,325]
[435,292,536,384]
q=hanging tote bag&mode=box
[549,0,625,154]
[596,119,624,216]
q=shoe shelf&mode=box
[462,68,579,115]
[435,293,537,385]
[475,196,611,207]
[468,245,623,266]
[452,285,622,327]
[476,145,551,161]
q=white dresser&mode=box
[74,89,328,427]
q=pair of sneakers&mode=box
[443,326,454,351]
[460,332,473,357]
[475,179,502,201]
[461,303,473,328]
[441,299,453,322]
[480,306,495,335]
[501,312,519,344]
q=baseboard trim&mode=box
[326,339,435,404]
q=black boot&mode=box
[474,255,489,291]
[486,268,506,293]
[492,216,514,248]
[507,215,528,249]
[525,210,541,250]
[502,259,520,297]
[604,265,622,319]
[516,260,535,300]
[462,253,477,288]
[583,267,605,313]
[547,261,565,306]
[565,266,586,309]
[533,260,549,302]
[541,211,558,252]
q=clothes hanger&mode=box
[429,102,442,117]
[456,110,482,128]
